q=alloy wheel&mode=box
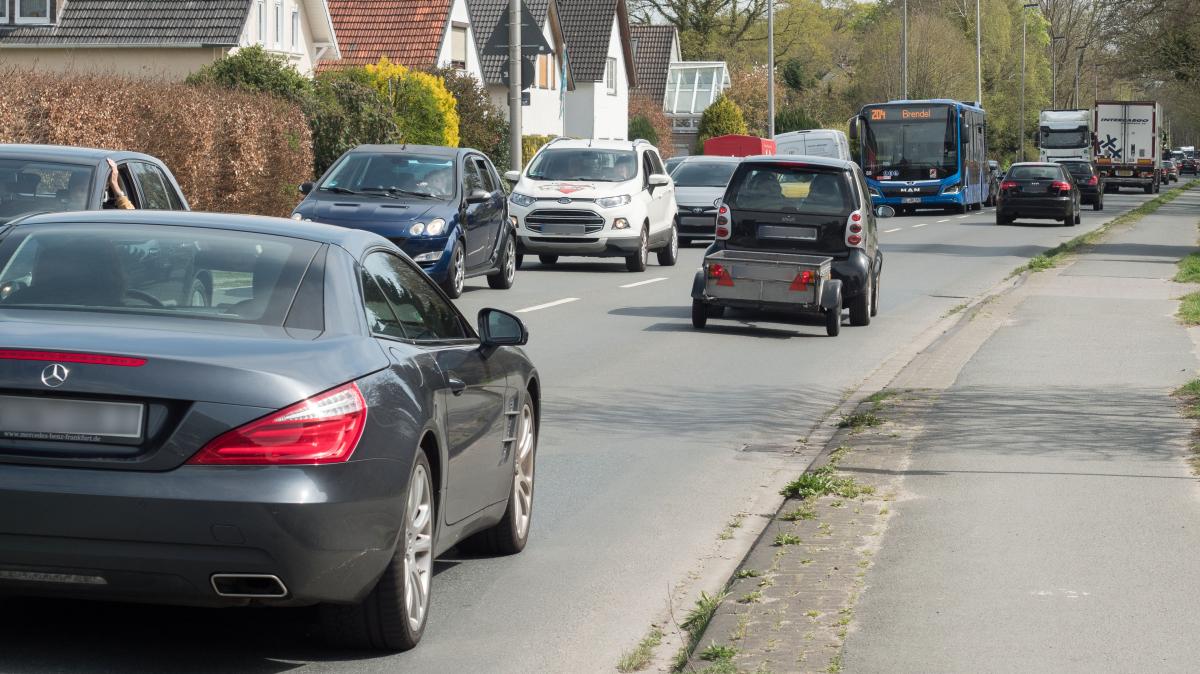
[669,226,678,260]
[503,239,516,285]
[404,464,434,632]
[512,404,536,540]
[639,229,648,266]
[452,247,465,295]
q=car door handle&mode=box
[446,374,467,396]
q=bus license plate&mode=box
[902,197,920,204]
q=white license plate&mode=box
[1116,170,1133,177]
[902,197,921,204]
[0,395,144,443]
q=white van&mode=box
[774,129,852,161]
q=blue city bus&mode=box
[848,99,988,214]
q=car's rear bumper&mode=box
[0,459,406,607]
[997,197,1073,218]
[675,212,716,238]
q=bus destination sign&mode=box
[868,107,939,121]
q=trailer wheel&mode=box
[692,300,708,329]
[825,300,842,337]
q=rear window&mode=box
[0,224,320,325]
[727,165,853,215]
[0,159,94,225]
[1057,162,1093,177]
[1009,166,1065,181]
[672,161,737,187]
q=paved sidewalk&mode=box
[843,187,1200,672]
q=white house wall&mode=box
[238,0,325,76]
[437,0,483,82]
[488,18,565,137]
[564,17,628,140]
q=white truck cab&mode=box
[1037,109,1094,162]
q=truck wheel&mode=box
[691,300,708,329]
[825,299,842,337]
[849,274,871,327]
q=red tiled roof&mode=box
[324,0,451,70]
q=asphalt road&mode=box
[0,189,1161,673]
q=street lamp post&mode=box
[1018,2,1037,164]
[767,0,775,137]
[1074,46,1083,108]
[976,0,982,106]
[901,0,908,99]
[1050,35,1065,110]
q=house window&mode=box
[536,55,548,89]
[256,1,265,43]
[274,1,283,49]
[605,58,617,96]
[450,24,468,70]
[16,0,51,24]
[291,9,300,52]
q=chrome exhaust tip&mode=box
[210,573,288,598]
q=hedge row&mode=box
[0,68,312,217]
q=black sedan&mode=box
[0,211,540,652]
[1055,159,1105,210]
[0,144,188,222]
[996,162,1082,226]
[293,145,516,299]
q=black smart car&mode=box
[704,156,887,326]
[996,162,1082,226]
[1055,159,1105,210]
[293,145,516,299]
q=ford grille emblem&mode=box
[40,363,69,388]
[557,197,572,204]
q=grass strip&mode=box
[672,589,729,671]
[1176,251,1200,283]
[616,627,664,672]
[1011,179,1198,277]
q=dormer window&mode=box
[15,0,52,24]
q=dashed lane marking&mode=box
[883,227,902,233]
[912,223,929,228]
[936,219,950,223]
[515,297,580,313]
[620,277,668,289]
[958,214,970,219]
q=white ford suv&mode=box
[504,138,679,271]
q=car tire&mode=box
[692,299,708,329]
[849,274,871,327]
[538,254,558,265]
[1093,197,1103,211]
[825,298,842,337]
[626,228,648,272]
[870,270,880,317]
[440,241,465,299]
[1145,182,1154,195]
[996,213,1012,225]
[679,237,692,248]
[1073,208,1081,225]
[515,253,524,270]
[487,234,517,290]
[459,398,537,555]
[656,225,679,267]
[320,451,434,652]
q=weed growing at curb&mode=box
[734,568,762,579]
[781,465,873,500]
[699,643,738,661]
[1179,292,1200,325]
[863,389,900,405]
[1177,252,1200,283]
[774,532,803,546]
[617,627,664,672]
[672,589,729,671]
[1171,379,1200,475]
[781,504,817,521]
[943,302,969,317]
[837,412,882,429]
[739,591,763,604]
[1012,179,1197,277]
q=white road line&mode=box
[620,277,668,289]
[957,214,970,219]
[515,297,580,313]
[912,223,929,228]
[936,219,950,223]
[883,227,902,233]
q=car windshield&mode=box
[526,149,638,182]
[727,165,852,215]
[0,224,320,325]
[322,154,456,200]
[0,160,94,225]
[1008,166,1064,181]
[672,162,737,187]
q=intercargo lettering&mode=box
[1099,117,1150,124]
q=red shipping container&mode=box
[702,135,777,157]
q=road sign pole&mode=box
[508,0,522,171]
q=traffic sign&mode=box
[482,1,552,56]
[498,55,537,91]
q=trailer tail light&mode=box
[188,383,367,465]
[845,210,865,248]
[790,270,814,292]
[708,263,734,287]
[715,204,731,239]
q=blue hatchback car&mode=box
[292,145,516,298]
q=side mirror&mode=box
[478,308,528,347]
[504,170,521,182]
[299,181,314,195]
[874,205,896,218]
[466,188,491,204]
[846,115,860,141]
[648,173,671,187]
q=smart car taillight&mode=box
[715,204,731,239]
[187,383,366,465]
[845,210,865,248]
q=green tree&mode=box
[781,58,814,93]
[774,106,819,134]
[629,115,659,145]
[305,69,398,175]
[696,94,748,149]
[365,58,460,147]
[429,67,507,167]
[186,45,312,102]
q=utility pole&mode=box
[1074,47,1083,108]
[1050,35,1065,109]
[975,0,982,106]
[767,0,775,137]
[1019,3,1037,163]
[901,0,908,99]
[508,0,522,171]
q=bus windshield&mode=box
[1040,127,1088,149]
[860,104,957,181]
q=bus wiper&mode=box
[320,186,361,195]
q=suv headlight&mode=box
[510,192,536,207]
[595,194,632,208]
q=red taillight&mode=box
[188,383,367,465]
[1086,175,1098,186]
[850,212,862,223]
[0,349,145,367]
[849,223,863,233]
[1050,181,1072,192]
[847,234,863,245]
[708,263,734,286]
[789,269,814,291]
[1000,180,1018,190]
[845,211,864,247]
[715,205,731,239]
